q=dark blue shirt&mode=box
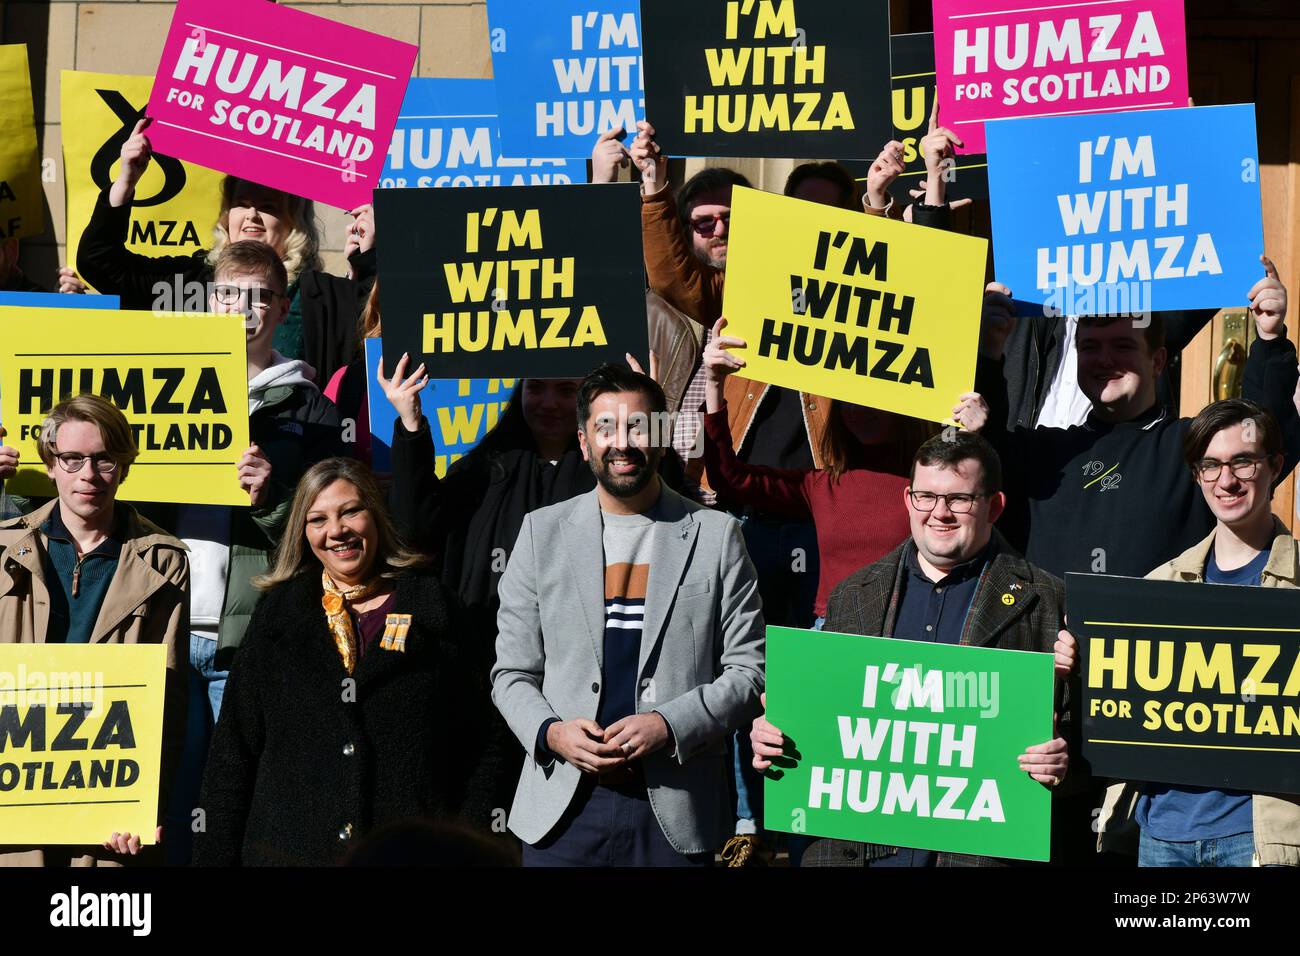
[40,504,124,644]
[880,540,992,868]
[893,541,989,646]
[1206,548,1270,587]
[1136,547,1265,842]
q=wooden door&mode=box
[1181,20,1300,529]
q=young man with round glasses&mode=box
[0,394,189,865]
[1091,399,1300,867]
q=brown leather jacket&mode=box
[640,182,833,480]
[647,289,704,415]
[647,289,710,487]
[0,498,189,866]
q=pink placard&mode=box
[933,0,1188,154]
[147,0,417,210]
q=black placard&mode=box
[641,0,892,159]
[1067,572,1300,794]
[374,183,648,379]
[842,32,989,205]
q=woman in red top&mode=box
[701,317,987,625]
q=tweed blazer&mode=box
[801,530,1070,868]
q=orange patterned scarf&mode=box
[321,571,381,675]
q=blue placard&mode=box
[486,0,643,158]
[986,105,1263,314]
[380,78,586,189]
[0,292,120,309]
[363,338,516,473]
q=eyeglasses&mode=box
[213,284,280,310]
[689,213,729,236]
[907,491,986,514]
[51,450,120,475]
[1194,457,1265,483]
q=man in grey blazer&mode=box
[492,364,765,866]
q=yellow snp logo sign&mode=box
[0,44,44,240]
[61,70,222,291]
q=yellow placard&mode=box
[0,306,251,506]
[0,45,45,240]
[61,71,223,293]
[721,187,988,425]
[0,644,166,845]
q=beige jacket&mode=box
[0,498,189,866]
[1097,518,1300,866]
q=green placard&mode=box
[763,626,1055,862]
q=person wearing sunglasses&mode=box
[1087,400,1300,867]
[0,394,189,865]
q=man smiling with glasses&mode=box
[749,431,1076,867]
[1092,399,1300,868]
[0,394,189,865]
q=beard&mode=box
[692,239,727,271]
[591,446,660,499]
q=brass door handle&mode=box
[1214,338,1245,401]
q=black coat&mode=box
[0,269,45,293]
[192,567,498,866]
[387,420,596,819]
[76,188,375,386]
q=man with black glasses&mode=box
[0,394,189,864]
[1091,400,1300,867]
[749,432,1076,867]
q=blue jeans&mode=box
[733,737,759,835]
[165,634,228,866]
[1139,829,1254,867]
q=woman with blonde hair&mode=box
[76,117,374,386]
[193,457,498,866]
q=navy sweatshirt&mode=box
[980,335,1300,579]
